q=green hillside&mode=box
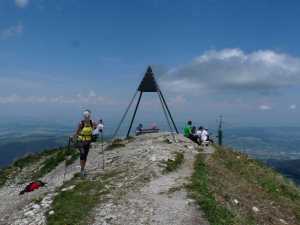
[189,145,300,225]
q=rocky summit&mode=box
[0,133,211,225]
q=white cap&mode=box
[83,110,91,119]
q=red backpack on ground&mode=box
[19,181,46,195]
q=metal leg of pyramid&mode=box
[158,90,179,134]
[126,91,143,138]
[112,90,138,139]
[157,92,176,142]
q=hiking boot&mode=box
[80,170,85,177]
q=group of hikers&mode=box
[183,120,213,145]
[73,111,212,177]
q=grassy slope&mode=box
[0,146,79,187]
[188,146,300,225]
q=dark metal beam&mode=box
[158,90,179,134]
[112,90,138,139]
[126,91,143,138]
[157,92,176,141]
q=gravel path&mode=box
[92,134,210,225]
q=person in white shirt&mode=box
[196,127,202,137]
[201,128,208,142]
[92,119,104,141]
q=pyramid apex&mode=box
[138,66,158,92]
[146,66,153,74]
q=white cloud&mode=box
[15,0,29,8]
[160,49,300,94]
[289,104,296,110]
[0,91,113,105]
[259,105,272,111]
[0,23,23,40]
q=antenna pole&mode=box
[127,91,143,138]
[218,115,223,146]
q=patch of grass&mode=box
[0,168,11,187]
[46,170,121,225]
[106,139,126,151]
[12,148,62,169]
[188,154,235,225]
[162,152,184,173]
[32,196,44,204]
[125,136,135,141]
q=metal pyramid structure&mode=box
[113,66,179,139]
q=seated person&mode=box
[196,126,203,144]
[136,123,143,135]
[201,128,209,145]
[183,121,192,138]
[190,126,200,144]
[205,128,214,144]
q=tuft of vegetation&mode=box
[162,152,184,173]
[106,138,126,151]
[188,146,300,225]
[46,169,123,225]
[125,135,135,141]
[0,168,10,187]
[32,147,79,179]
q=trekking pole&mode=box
[63,136,71,183]
[101,131,104,170]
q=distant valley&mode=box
[0,123,299,184]
[266,159,300,185]
[224,127,300,185]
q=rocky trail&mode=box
[0,133,214,225]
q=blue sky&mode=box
[1,0,300,127]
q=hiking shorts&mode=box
[78,141,90,161]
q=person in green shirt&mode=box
[183,121,192,138]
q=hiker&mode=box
[183,120,192,138]
[92,119,104,142]
[75,109,94,177]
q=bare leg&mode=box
[80,160,86,171]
